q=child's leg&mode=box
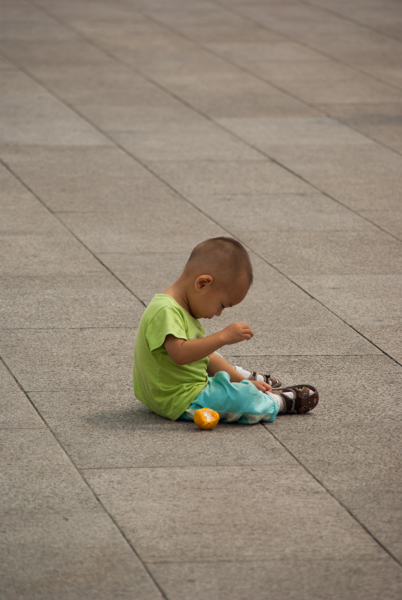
[207,352,281,388]
[180,371,280,425]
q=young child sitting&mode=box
[133,237,319,425]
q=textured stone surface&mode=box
[1,0,402,598]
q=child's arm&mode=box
[164,322,253,366]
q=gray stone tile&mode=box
[217,116,373,149]
[79,104,209,133]
[0,16,76,42]
[0,39,109,66]
[195,192,373,233]
[230,143,402,214]
[147,160,312,199]
[1,511,163,600]
[0,144,176,213]
[0,362,45,429]
[0,55,16,69]
[359,209,402,240]
[68,17,157,39]
[180,23,284,43]
[0,273,144,329]
[33,0,138,20]
[149,558,402,600]
[318,103,402,154]
[55,204,224,253]
[120,51,318,117]
[85,30,198,55]
[96,251,189,305]
[84,465,385,562]
[206,40,328,63]
[0,70,110,146]
[0,431,162,600]
[280,74,402,105]
[32,62,175,107]
[111,128,261,161]
[244,59,359,84]
[0,171,105,275]
[356,324,402,364]
[237,229,402,276]
[28,386,296,469]
[291,275,402,325]
[270,418,402,561]
[0,328,135,392]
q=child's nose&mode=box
[215,308,223,316]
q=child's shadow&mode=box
[85,403,189,431]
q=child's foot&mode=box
[248,371,282,388]
[273,385,319,414]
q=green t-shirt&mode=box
[133,294,209,420]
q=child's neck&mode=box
[162,280,192,316]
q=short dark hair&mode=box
[187,237,253,286]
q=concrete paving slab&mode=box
[278,74,402,105]
[179,23,284,43]
[1,70,110,146]
[77,104,209,133]
[1,0,402,597]
[111,128,262,161]
[1,511,164,600]
[236,230,402,276]
[0,273,144,329]
[0,362,45,429]
[28,386,297,469]
[84,465,386,562]
[147,160,312,198]
[318,102,402,154]
[17,60,174,107]
[1,432,162,600]
[148,558,402,600]
[0,328,135,392]
[205,40,329,63]
[291,275,402,325]
[55,207,225,253]
[0,144,177,213]
[195,192,374,233]
[359,208,402,240]
[356,324,402,364]
[96,251,189,305]
[217,115,372,148]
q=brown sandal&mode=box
[248,371,282,388]
[275,385,319,414]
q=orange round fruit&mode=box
[193,408,220,430]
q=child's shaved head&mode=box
[185,237,253,287]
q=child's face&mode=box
[190,275,250,320]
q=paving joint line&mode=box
[212,0,402,93]
[0,354,170,600]
[142,5,402,160]
[302,0,402,44]
[0,156,147,310]
[23,0,402,246]
[1,51,400,368]
[263,422,402,568]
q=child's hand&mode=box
[250,380,273,393]
[222,322,254,345]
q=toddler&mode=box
[133,237,318,424]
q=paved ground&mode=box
[1,0,402,598]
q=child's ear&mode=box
[195,274,213,291]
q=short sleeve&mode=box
[145,305,188,352]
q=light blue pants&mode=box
[180,371,279,425]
